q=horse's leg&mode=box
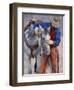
[30,48,38,73]
[34,56,37,73]
[31,57,36,74]
[24,53,32,74]
[24,41,32,74]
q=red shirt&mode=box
[49,26,55,40]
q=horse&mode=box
[23,21,51,74]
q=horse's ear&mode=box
[24,22,31,31]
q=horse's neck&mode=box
[37,37,41,47]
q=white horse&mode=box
[23,24,51,74]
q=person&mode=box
[39,17,61,73]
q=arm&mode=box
[46,28,61,46]
[53,28,61,47]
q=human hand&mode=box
[46,40,54,45]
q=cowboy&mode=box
[39,17,61,73]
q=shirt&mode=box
[49,26,61,47]
[33,22,61,47]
